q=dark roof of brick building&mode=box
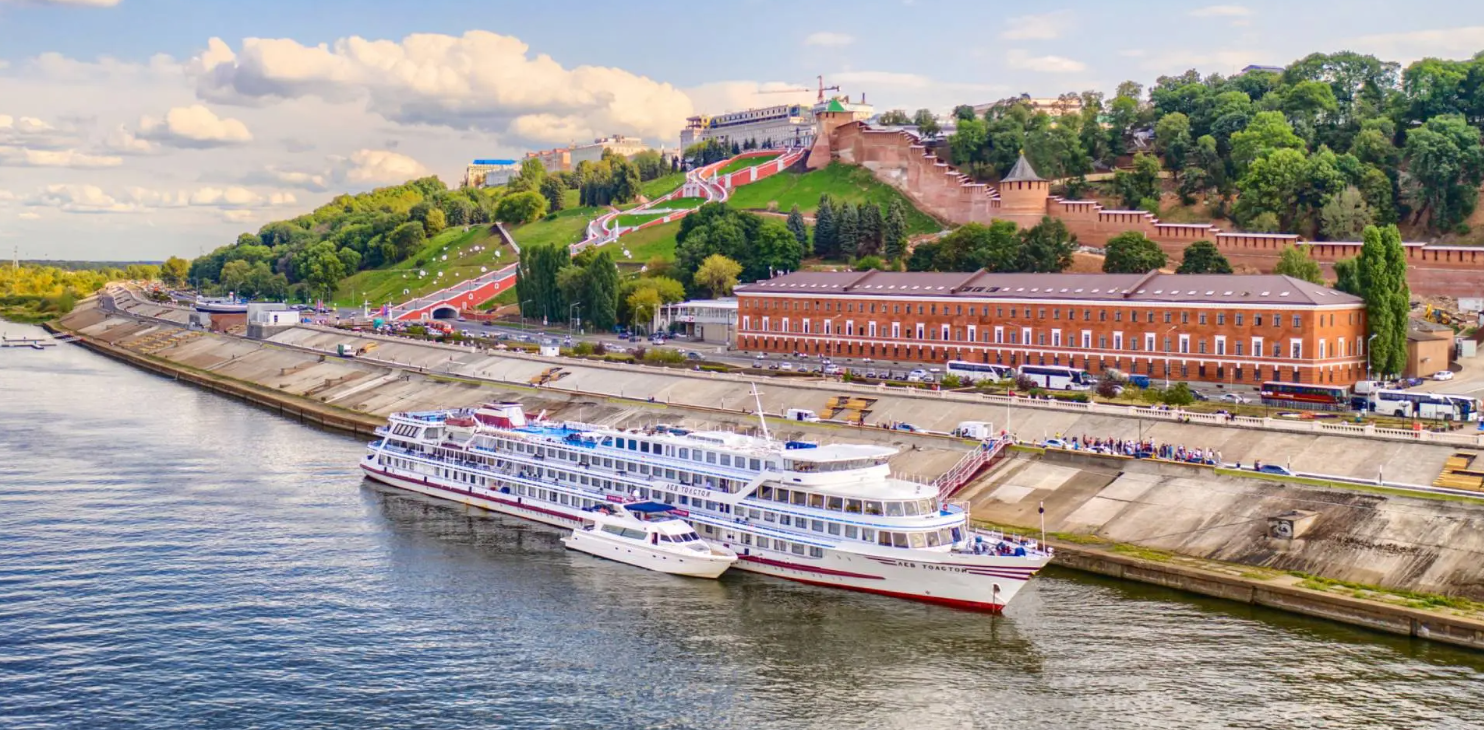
[735,270,1362,307]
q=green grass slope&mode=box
[725,162,942,234]
[334,225,514,306]
[606,221,681,269]
[716,153,781,176]
[333,206,602,306]
[642,172,685,200]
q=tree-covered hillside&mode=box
[187,148,679,303]
[950,51,1484,240]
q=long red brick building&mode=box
[734,270,1369,386]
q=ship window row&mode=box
[756,486,937,517]
[485,438,750,492]
[604,436,766,472]
[750,535,826,559]
[746,506,956,548]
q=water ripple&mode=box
[1,330,1483,729]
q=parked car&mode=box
[1256,464,1294,476]
[1218,393,1250,404]
[779,362,794,371]
[1433,370,1455,381]
[750,361,762,368]
[1192,391,1211,401]
[1042,438,1069,449]
[685,351,703,361]
[894,423,921,433]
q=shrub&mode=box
[572,341,597,356]
[940,374,964,388]
[1162,382,1196,406]
[643,347,686,365]
[1095,372,1123,399]
[1014,374,1038,392]
[1138,386,1165,404]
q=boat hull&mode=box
[561,530,735,579]
[360,456,1043,612]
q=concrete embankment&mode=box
[1044,541,1484,650]
[967,449,1484,599]
[53,298,1484,650]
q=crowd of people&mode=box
[1049,434,1224,466]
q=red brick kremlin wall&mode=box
[822,121,1484,297]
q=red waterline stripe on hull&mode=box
[781,574,1006,614]
[738,554,886,580]
[361,464,580,523]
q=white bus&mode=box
[1018,365,1093,391]
[945,360,1015,383]
[1369,390,1478,421]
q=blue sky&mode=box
[1,0,1481,260]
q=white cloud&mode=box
[187,186,296,208]
[683,81,816,115]
[191,31,694,147]
[1188,5,1252,25]
[803,31,854,48]
[1189,5,1251,18]
[0,189,15,201]
[1000,11,1074,41]
[246,166,330,192]
[1350,26,1484,64]
[0,146,122,167]
[334,149,431,186]
[27,184,146,214]
[19,211,42,220]
[1136,47,1270,73]
[219,209,258,223]
[1005,49,1087,74]
[101,125,159,155]
[137,104,253,148]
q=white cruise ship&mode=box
[360,401,1051,611]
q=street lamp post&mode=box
[521,299,533,331]
[1366,333,1379,383]
[1162,325,1178,389]
[569,302,582,334]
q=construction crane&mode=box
[754,76,842,103]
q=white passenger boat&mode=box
[563,501,738,578]
[360,400,1051,612]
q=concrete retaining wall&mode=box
[1052,544,1484,651]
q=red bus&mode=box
[1259,382,1349,411]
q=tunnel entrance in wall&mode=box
[430,305,459,320]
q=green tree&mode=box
[1320,185,1373,240]
[219,259,252,294]
[584,250,620,330]
[913,108,941,137]
[423,207,447,237]
[857,203,883,257]
[785,205,809,254]
[1357,224,1410,377]
[556,265,588,312]
[1403,113,1484,233]
[539,177,566,214]
[1113,152,1162,210]
[813,196,837,258]
[1102,231,1167,273]
[836,201,859,259]
[1229,111,1305,173]
[1175,240,1233,274]
[1154,111,1193,172]
[1274,245,1324,284]
[626,287,661,329]
[883,199,908,262]
[694,254,743,298]
[1332,256,1361,295]
[508,158,546,193]
[385,221,427,263]
[161,256,190,287]
[878,109,912,125]
[301,241,347,300]
[1017,217,1077,272]
[495,191,549,226]
[748,221,804,280]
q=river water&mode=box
[4,327,1484,730]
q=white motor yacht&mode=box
[562,502,738,579]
